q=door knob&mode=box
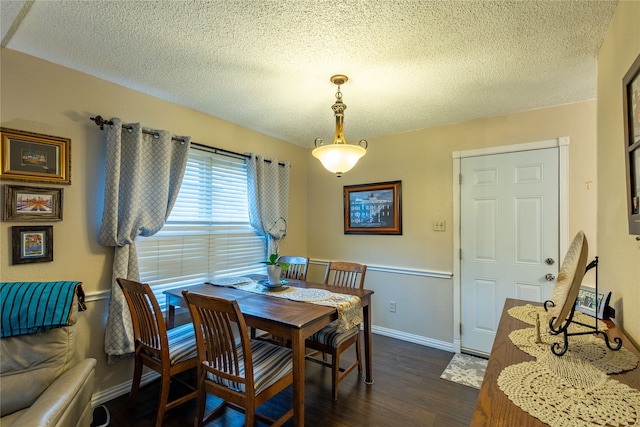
[545,258,555,265]
[545,274,555,281]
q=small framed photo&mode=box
[0,128,71,185]
[11,225,53,264]
[574,286,612,319]
[344,180,402,235]
[4,185,63,221]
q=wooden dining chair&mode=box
[116,278,198,427]
[277,255,309,280]
[182,291,294,427]
[305,261,367,400]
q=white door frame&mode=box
[451,137,570,353]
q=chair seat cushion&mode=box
[166,323,197,364]
[208,340,292,395]
[307,320,360,348]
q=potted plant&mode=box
[261,253,289,285]
[261,217,289,285]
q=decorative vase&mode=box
[266,264,282,285]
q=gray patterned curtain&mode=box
[99,118,190,361]
[246,154,290,254]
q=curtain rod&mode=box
[89,115,286,166]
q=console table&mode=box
[471,298,640,426]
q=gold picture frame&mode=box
[0,128,71,185]
[4,185,63,221]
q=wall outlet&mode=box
[433,220,446,231]
[389,301,397,313]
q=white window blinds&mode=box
[137,147,266,307]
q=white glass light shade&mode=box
[312,143,366,176]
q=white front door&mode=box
[460,148,559,355]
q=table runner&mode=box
[496,305,640,426]
[208,280,363,333]
[509,327,638,374]
[498,352,640,427]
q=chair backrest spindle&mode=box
[277,256,309,281]
[117,278,169,356]
[183,291,255,390]
[323,261,367,290]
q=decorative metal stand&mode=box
[543,256,622,356]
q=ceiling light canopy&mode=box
[312,75,367,177]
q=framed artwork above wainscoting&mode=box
[623,53,640,235]
[11,225,53,264]
[0,128,71,185]
[343,180,402,235]
[4,185,63,221]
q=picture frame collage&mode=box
[1,128,71,265]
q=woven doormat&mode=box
[440,353,488,389]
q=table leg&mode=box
[364,303,374,384]
[291,330,305,426]
[165,296,175,329]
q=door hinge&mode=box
[459,173,463,185]
[459,248,462,260]
[460,323,463,334]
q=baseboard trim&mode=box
[371,326,455,352]
[91,370,159,406]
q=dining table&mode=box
[164,276,374,427]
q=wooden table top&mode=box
[471,298,640,427]
[165,279,373,331]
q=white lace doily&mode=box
[285,288,332,302]
[509,327,638,374]
[508,304,608,332]
[498,353,640,427]
[208,276,252,286]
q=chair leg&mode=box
[128,357,143,407]
[194,381,207,427]
[332,350,340,401]
[245,406,255,426]
[155,373,171,427]
[355,335,363,374]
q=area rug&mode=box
[440,353,488,389]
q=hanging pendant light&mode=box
[312,75,367,177]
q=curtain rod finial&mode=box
[90,115,113,130]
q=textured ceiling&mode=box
[1,0,617,148]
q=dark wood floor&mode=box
[102,334,479,426]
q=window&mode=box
[137,146,266,307]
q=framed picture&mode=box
[574,286,612,320]
[0,128,71,185]
[11,225,53,264]
[344,180,402,235]
[4,185,63,221]
[623,53,640,235]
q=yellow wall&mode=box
[307,101,598,344]
[4,5,637,399]
[0,48,308,395]
[597,0,640,347]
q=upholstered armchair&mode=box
[0,282,96,427]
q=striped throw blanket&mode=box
[0,281,85,338]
